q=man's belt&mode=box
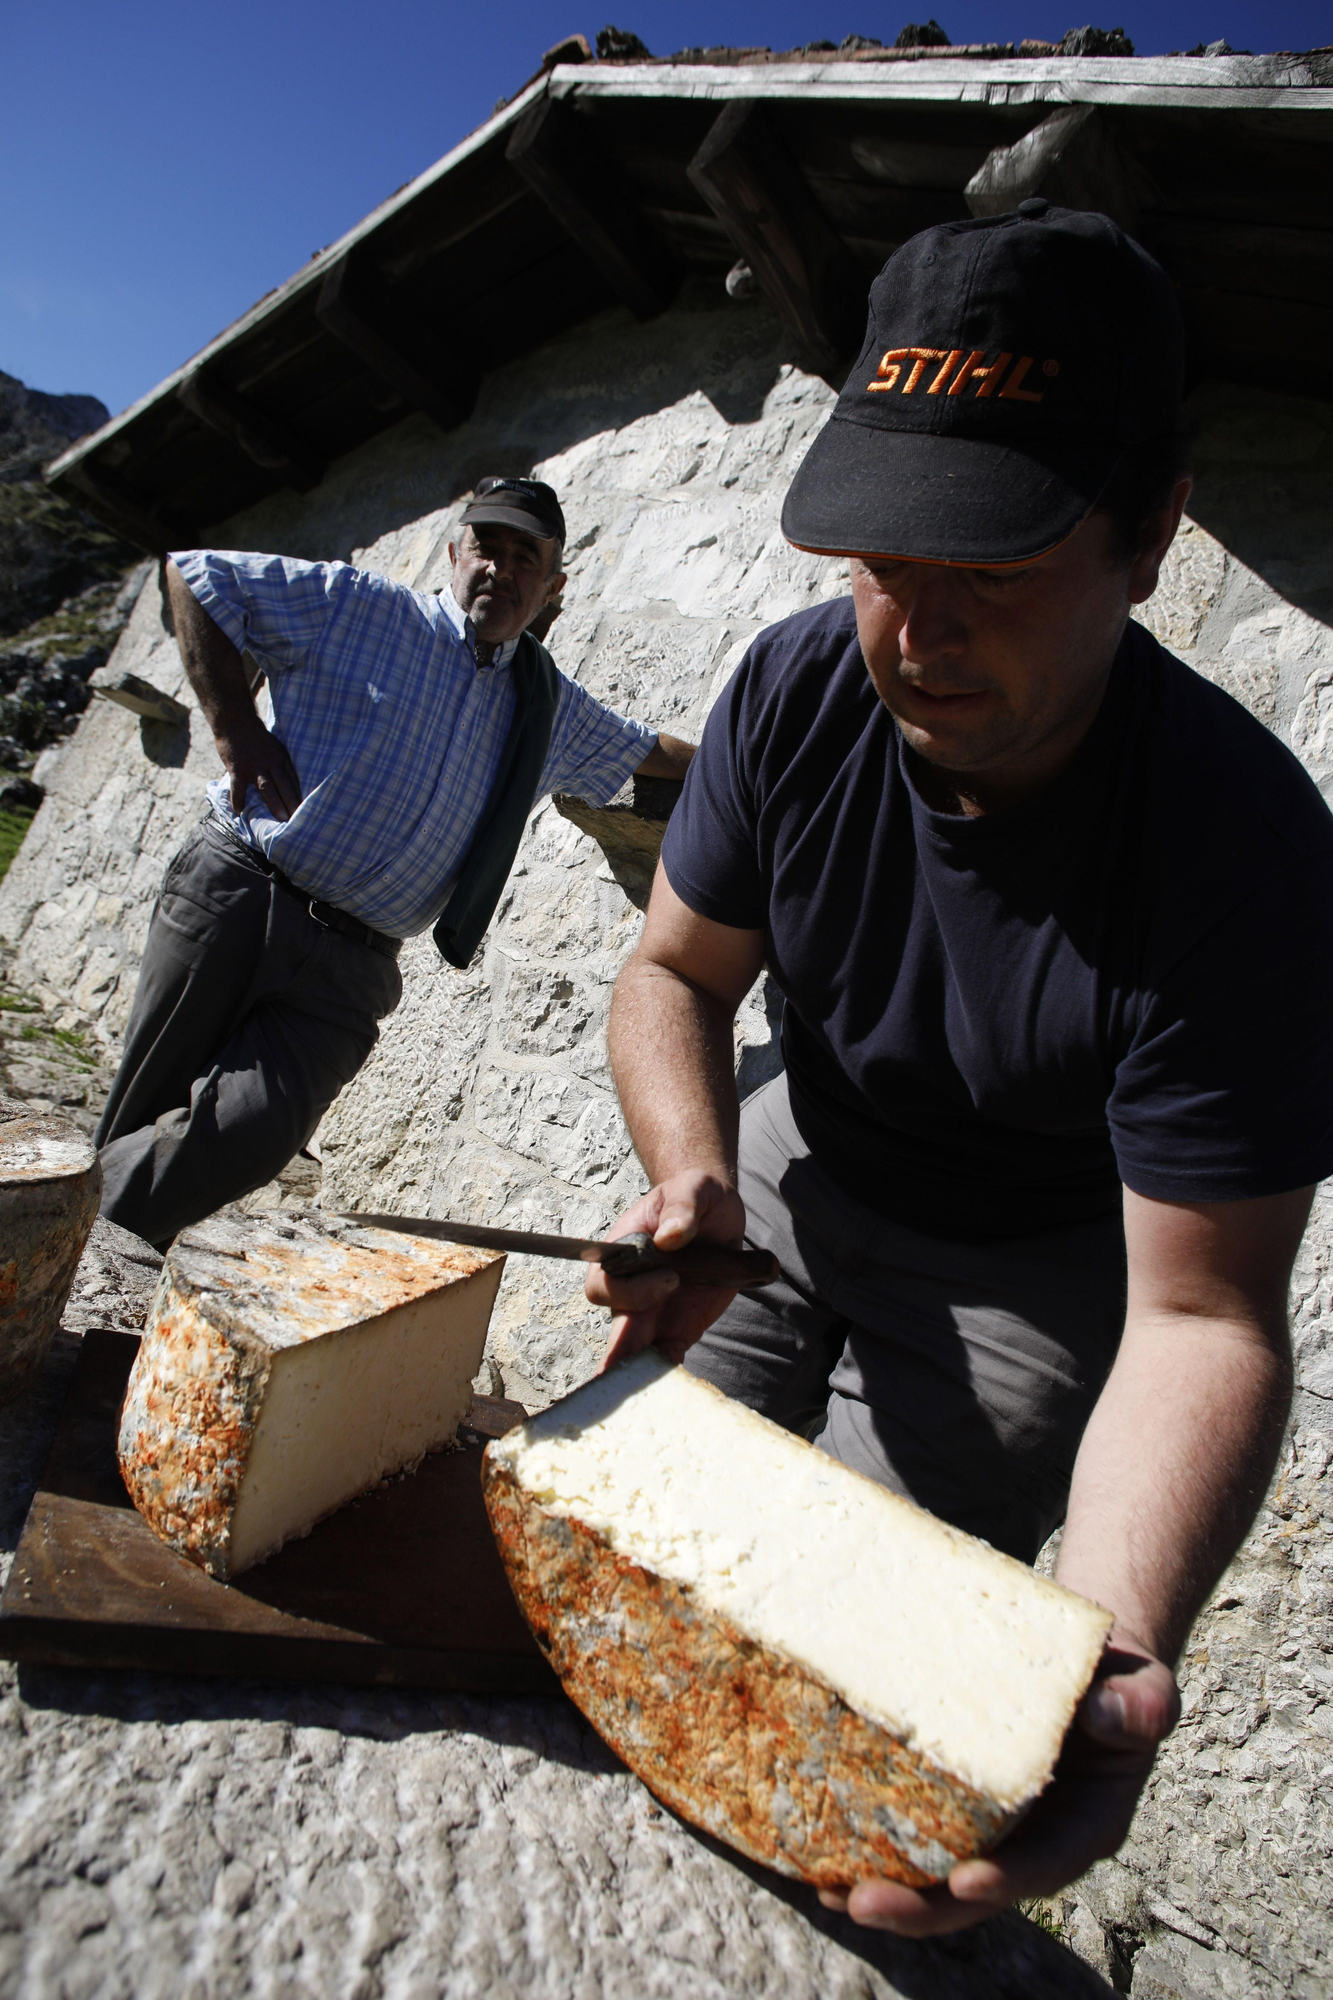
[293,884,402,960]
[208,813,402,959]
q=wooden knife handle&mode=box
[599,1232,779,1287]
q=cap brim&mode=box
[781,417,1121,565]
[459,502,560,542]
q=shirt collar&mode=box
[438,583,520,672]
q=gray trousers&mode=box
[685,1075,1127,1563]
[95,817,402,1247]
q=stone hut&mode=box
[3,38,1333,1996]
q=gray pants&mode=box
[95,817,402,1247]
[685,1076,1127,1562]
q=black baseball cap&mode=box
[460,476,566,545]
[781,202,1185,566]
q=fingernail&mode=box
[1088,1684,1126,1734]
[951,1866,1006,1905]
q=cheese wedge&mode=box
[119,1212,504,1579]
[483,1352,1112,1889]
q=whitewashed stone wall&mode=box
[3,291,1333,1995]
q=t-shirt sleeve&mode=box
[169,549,352,676]
[660,657,766,929]
[1110,850,1333,1203]
[538,672,655,806]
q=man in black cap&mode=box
[96,477,693,1245]
[588,207,1333,1929]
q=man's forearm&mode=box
[165,561,258,731]
[609,955,740,1186]
[635,733,696,781]
[1055,1312,1291,1663]
[165,560,302,818]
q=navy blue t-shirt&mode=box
[661,599,1333,1240]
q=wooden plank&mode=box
[177,368,326,491]
[505,93,679,320]
[316,255,477,433]
[965,105,1139,231]
[688,100,865,374]
[559,59,1333,109]
[0,1329,557,1693]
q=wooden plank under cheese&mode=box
[483,1351,1113,1890]
[118,1213,504,1581]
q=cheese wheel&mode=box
[118,1212,504,1579]
[483,1351,1113,1889]
[0,1098,102,1404]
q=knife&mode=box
[337,1212,779,1288]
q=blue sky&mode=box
[4,1,1327,419]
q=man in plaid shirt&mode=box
[96,477,693,1246]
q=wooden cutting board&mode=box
[0,1327,558,1692]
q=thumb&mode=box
[654,1196,698,1248]
[1079,1658,1179,1748]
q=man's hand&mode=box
[593,868,765,1368]
[586,1169,746,1368]
[819,1631,1179,1936]
[214,707,302,820]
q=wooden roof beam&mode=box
[316,255,477,433]
[51,459,192,558]
[687,101,865,378]
[964,106,1139,235]
[505,93,678,321]
[177,368,326,493]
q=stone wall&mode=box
[2,288,1333,1993]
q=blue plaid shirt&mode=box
[175,550,655,938]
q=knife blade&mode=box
[337,1212,779,1288]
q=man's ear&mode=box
[447,539,458,568]
[547,568,568,605]
[1127,476,1193,606]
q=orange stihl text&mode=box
[868,349,1053,401]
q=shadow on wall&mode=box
[1180,381,1333,735]
[140,714,190,769]
[216,277,799,567]
[1185,383,1333,628]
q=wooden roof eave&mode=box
[43,71,552,495]
[552,52,1333,112]
[43,52,1333,552]
[53,50,1333,496]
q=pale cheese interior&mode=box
[491,1352,1112,1809]
[221,1240,503,1573]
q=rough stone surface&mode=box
[1,293,1332,1992]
